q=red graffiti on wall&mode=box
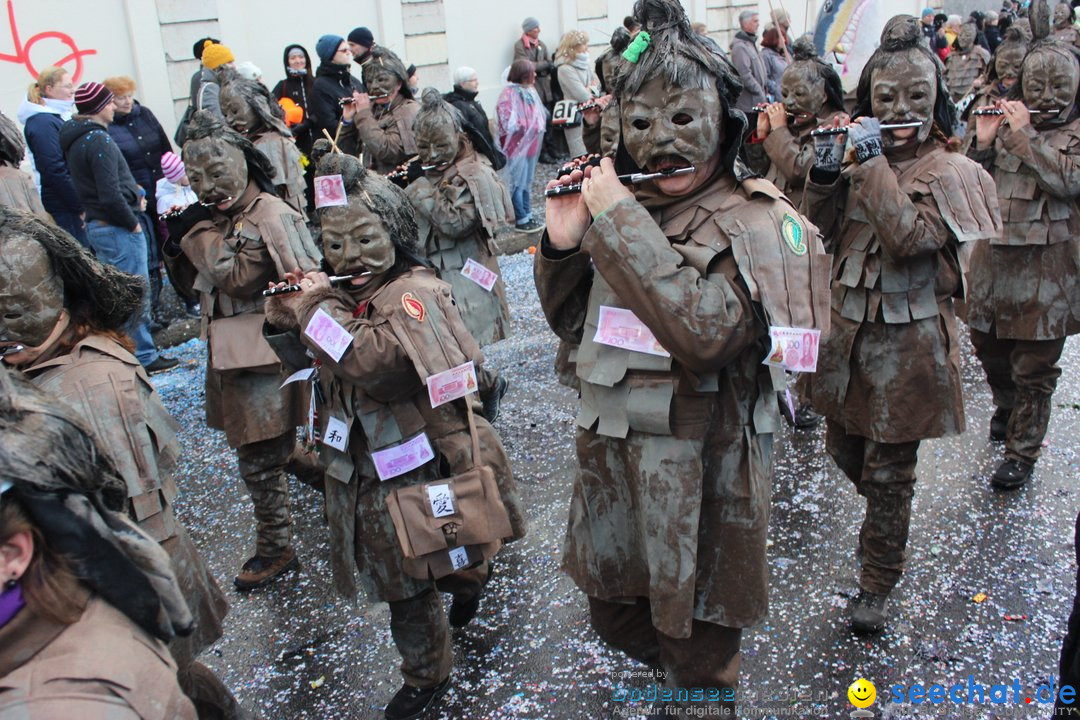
[0,0,97,83]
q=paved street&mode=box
[153,250,1080,719]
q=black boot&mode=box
[849,590,888,634]
[991,458,1033,490]
[448,592,482,628]
[989,407,1011,442]
[479,375,509,423]
[384,676,451,720]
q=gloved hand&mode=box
[848,118,883,164]
[812,130,844,174]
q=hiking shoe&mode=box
[991,458,1033,490]
[233,548,299,590]
[989,407,1011,442]
[849,590,888,634]
[515,218,545,234]
[144,355,179,374]
[384,676,451,720]
[792,405,822,429]
[479,375,509,424]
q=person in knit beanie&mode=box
[201,41,235,71]
[347,26,376,66]
[311,34,365,141]
[155,152,197,216]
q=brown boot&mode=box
[234,547,299,590]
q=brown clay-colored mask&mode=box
[620,75,723,195]
[957,24,977,51]
[0,236,64,349]
[365,67,401,105]
[995,45,1025,87]
[220,86,262,135]
[320,199,396,283]
[870,52,937,148]
[415,123,462,170]
[1054,3,1071,28]
[183,139,249,212]
[781,68,826,121]
[1022,49,1080,117]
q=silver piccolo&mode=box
[810,121,923,137]
[971,107,1051,116]
[262,273,372,296]
[199,196,234,207]
[0,344,25,358]
[544,166,696,197]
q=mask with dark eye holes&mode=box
[781,65,827,120]
[219,85,262,136]
[957,23,977,51]
[320,201,396,281]
[1021,45,1080,119]
[183,138,249,212]
[0,234,64,350]
[869,48,938,149]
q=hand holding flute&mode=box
[544,157,633,252]
[755,102,794,140]
[974,100,1032,150]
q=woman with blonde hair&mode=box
[554,29,599,157]
[15,66,86,245]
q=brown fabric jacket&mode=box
[24,335,228,670]
[253,131,307,217]
[966,118,1080,339]
[762,109,845,208]
[0,595,195,719]
[0,164,46,216]
[802,140,1002,443]
[534,170,829,637]
[341,96,419,174]
[512,38,553,105]
[265,267,525,601]
[406,146,514,345]
[945,46,991,102]
[166,184,321,447]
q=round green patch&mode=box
[782,213,807,256]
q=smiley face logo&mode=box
[848,678,876,709]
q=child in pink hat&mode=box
[155,151,197,215]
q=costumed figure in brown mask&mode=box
[339,47,419,174]
[262,145,525,720]
[967,1,1080,489]
[405,88,514,421]
[801,16,1002,633]
[959,26,1031,151]
[534,0,831,711]
[0,112,45,216]
[164,110,322,590]
[0,368,195,717]
[0,207,245,717]
[1052,1,1080,48]
[946,21,992,104]
[219,73,308,217]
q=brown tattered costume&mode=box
[0,112,44,217]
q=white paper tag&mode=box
[371,433,436,481]
[314,174,348,208]
[322,415,349,451]
[304,308,353,363]
[280,367,315,388]
[426,361,478,408]
[460,258,498,292]
[448,546,470,570]
[594,305,670,357]
[763,326,821,373]
[426,483,456,518]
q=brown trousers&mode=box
[387,565,488,688]
[825,420,920,596]
[236,431,295,557]
[587,596,741,716]
[970,328,1067,463]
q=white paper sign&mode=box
[322,416,349,451]
[426,361,478,408]
[594,305,670,358]
[763,326,821,373]
[371,433,436,481]
[460,258,497,292]
[280,367,315,388]
[448,546,470,570]
[427,483,456,518]
[314,174,347,208]
[304,308,353,363]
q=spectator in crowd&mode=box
[406,64,420,94]
[444,66,505,168]
[771,8,795,58]
[311,34,365,144]
[495,59,546,233]
[0,112,45,216]
[935,14,952,61]
[731,10,769,111]
[235,62,263,83]
[968,10,992,51]
[176,40,233,146]
[348,26,376,69]
[16,66,85,245]
[59,82,176,374]
[921,8,946,53]
[514,17,559,162]
[103,75,173,322]
[761,27,790,101]
[156,152,198,215]
[174,37,220,146]
[0,369,195,719]
[554,29,598,158]
[945,14,962,47]
[273,44,317,211]
[985,10,1003,51]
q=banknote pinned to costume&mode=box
[372,432,436,481]
[763,326,820,372]
[593,305,671,358]
[314,174,348,209]
[426,360,478,408]
[304,308,353,362]
[460,258,498,292]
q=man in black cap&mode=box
[348,27,376,67]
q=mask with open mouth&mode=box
[218,75,292,139]
[184,139,249,211]
[781,38,845,124]
[413,87,466,170]
[1019,45,1080,121]
[362,48,412,105]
